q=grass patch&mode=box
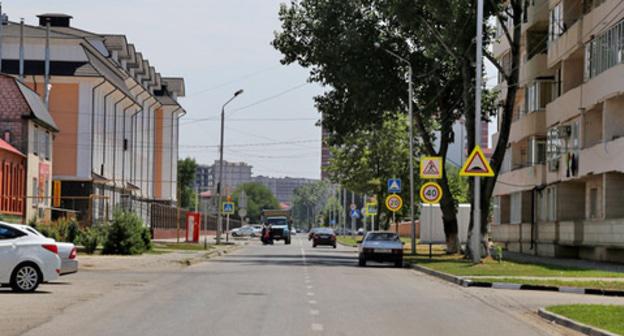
[469,278,624,291]
[153,242,214,251]
[405,256,624,278]
[547,305,624,335]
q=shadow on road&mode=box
[211,253,357,267]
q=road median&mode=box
[538,306,623,336]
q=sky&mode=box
[3,0,325,179]
[3,1,497,180]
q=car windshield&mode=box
[316,228,334,234]
[267,218,288,226]
[366,233,400,242]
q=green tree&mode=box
[177,157,198,209]
[232,182,280,223]
[273,0,465,251]
[292,181,331,229]
[326,113,410,227]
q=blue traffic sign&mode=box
[222,202,235,215]
[350,209,360,219]
[387,178,402,193]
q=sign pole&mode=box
[226,214,230,243]
[429,205,433,259]
[351,191,355,237]
[472,0,485,264]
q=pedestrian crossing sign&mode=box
[460,145,494,177]
[222,202,235,215]
[420,156,442,179]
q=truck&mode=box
[261,209,292,245]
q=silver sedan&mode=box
[358,232,404,267]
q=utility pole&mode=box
[44,19,51,107]
[472,0,485,263]
[216,89,243,245]
[350,191,355,238]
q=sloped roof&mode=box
[0,138,26,158]
[15,80,59,131]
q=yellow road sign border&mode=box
[419,182,443,204]
[420,156,443,179]
[385,194,403,212]
[460,145,494,177]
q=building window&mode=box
[528,137,546,165]
[510,192,522,224]
[33,126,39,156]
[3,131,10,143]
[32,177,38,208]
[546,186,557,222]
[44,131,50,160]
[525,80,554,114]
[547,128,562,171]
[589,187,598,219]
[585,19,624,80]
[549,2,565,42]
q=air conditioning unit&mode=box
[548,159,560,172]
[557,125,572,138]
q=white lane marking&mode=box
[309,300,317,305]
[307,285,313,289]
[310,309,320,316]
[311,324,324,332]
[307,292,315,296]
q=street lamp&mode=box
[375,42,416,255]
[215,89,244,246]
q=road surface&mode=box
[21,236,624,336]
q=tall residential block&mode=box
[491,0,624,262]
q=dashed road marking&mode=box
[307,292,315,296]
[309,300,317,305]
[311,323,324,332]
[307,285,313,289]
[310,309,320,316]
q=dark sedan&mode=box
[311,228,336,248]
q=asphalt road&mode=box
[22,236,624,336]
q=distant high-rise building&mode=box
[253,176,319,203]
[194,160,252,195]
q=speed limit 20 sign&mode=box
[420,182,443,204]
[385,194,403,212]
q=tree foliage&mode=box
[292,181,331,229]
[177,157,198,209]
[232,182,280,223]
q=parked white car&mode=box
[0,222,61,292]
[14,225,79,276]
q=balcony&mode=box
[579,136,624,176]
[545,85,582,127]
[493,164,546,196]
[510,110,546,143]
[582,0,621,43]
[522,0,549,34]
[519,54,548,84]
[582,64,624,110]
[547,20,582,67]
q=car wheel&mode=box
[395,260,403,268]
[312,243,317,248]
[358,256,366,267]
[11,263,41,293]
[333,244,337,249]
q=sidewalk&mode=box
[153,234,251,245]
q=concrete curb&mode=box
[410,264,624,297]
[537,308,619,336]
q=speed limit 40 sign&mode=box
[420,182,443,204]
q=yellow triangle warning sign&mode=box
[460,145,494,177]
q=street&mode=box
[10,237,621,336]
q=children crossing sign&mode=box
[460,145,494,177]
[420,156,442,179]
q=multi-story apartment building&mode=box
[195,164,213,192]
[0,73,58,222]
[0,13,185,225]
[252,175,318,203]
[491,0,624,262]
[208,160,252,195]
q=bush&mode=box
[102,211,149,255]
[78,227,100,254]
[141,227,152,251]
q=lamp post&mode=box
[375,43,416,255]
[215,89,244,246]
